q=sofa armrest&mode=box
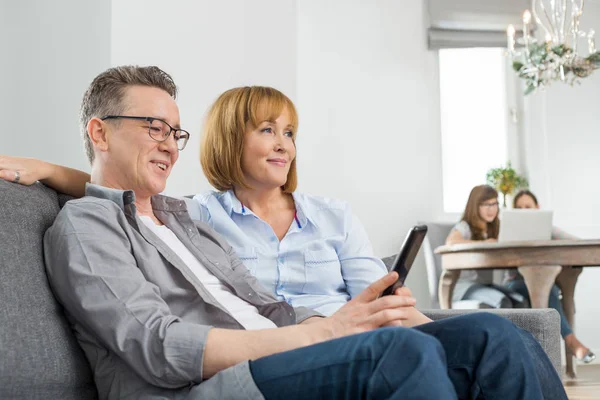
[421,308,561,373]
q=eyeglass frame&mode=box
[479,201,499,209]
[100,115,191,151]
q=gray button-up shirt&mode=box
[43,184,322,400]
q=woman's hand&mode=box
[0,156,52,185]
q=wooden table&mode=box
[435,239,600,378]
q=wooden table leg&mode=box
[556,266,583,379]
[438,269,460,309]
[517,265,562,308]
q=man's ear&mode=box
[87,117,109,153]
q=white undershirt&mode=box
[139,216,277,330]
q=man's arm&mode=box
[202,273,417,378]
[47,200,416,385]
[45,200,208,388]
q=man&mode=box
[42,66,565,399]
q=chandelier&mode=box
[507,0,600,94]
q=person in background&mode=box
[507,189,595,363]
[445,185,527,308]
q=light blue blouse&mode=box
[188,190,387,315]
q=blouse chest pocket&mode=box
[303,248,343,294]
[236,247,259,276]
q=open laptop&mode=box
[498,209,553,242]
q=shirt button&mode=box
[214,262,219,266]
[248,293,252,297]
[188,228,193,232]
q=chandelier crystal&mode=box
[507,0,600,94]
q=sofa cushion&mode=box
[0,180,97,399]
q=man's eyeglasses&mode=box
[479,201,499,209]
[101,115,190,151]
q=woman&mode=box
[445,185,527,308]
[0,86,387,316]
[508,189,595,363]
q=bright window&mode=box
[439,48,509,213]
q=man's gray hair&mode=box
[79,66,178,164]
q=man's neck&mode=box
[90,165,155,220]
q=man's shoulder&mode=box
[60,195,122,217]
[50,196,126,234]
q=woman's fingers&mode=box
[0,169,20,183]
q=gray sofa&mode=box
[0,180,561,399]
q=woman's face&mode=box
[515,194,539,209]
[241,107,296,190]
[478,198,499,223]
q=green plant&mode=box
[486,162,528,207]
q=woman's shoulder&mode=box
[192,189,226,205]
[293,192,361,232]
[452,220,473,239]
[189,189,231,222]
[293,192,348,212]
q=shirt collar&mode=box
[220,190,313,228]
[220,190,245,216]
[291,192,312,228]
[84,183,187,213]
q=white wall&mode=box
[522,1,600,355]
[296,0,442,306]
[1,0,442,308]
[110,0,298,197]
[0,0,110,170]
[110,0,441,307]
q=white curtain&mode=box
[428,0,532,49]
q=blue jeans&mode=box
[506,279,572,338]
[249,313,566,399]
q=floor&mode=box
[563,365,600,399]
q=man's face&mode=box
[101,85,180,198]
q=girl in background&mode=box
[446,185,526,308]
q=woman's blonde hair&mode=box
[200,86,299,193]
[462,185,500,240]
